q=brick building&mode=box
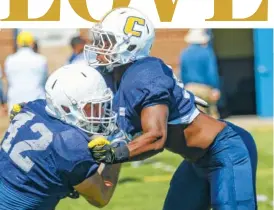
[0,29,272,117]
[0,30,14,69]
[0,29,188,75]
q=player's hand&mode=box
[10,102,26,121]
[210,89,220,102]
[88,136,129,164]
[88,137,115,163]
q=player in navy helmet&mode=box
[85,7,258,210]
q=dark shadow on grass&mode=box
[118,177,143,184]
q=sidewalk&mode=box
[225,115,273,130]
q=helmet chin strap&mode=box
[96,59,122,74]
[105,52,137,72]
[96,66,111,74]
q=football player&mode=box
[85,7,258,210]
[0,63,122,209]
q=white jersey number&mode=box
[1,112,53,173]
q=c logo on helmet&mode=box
[123,16,145,37]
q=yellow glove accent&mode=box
[12,104,22,113]
[88,137,110,149]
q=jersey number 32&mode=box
[0,112,53,173]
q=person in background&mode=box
[32,40,39,53]
[0,66,7,116]
[205,29,214,48]
[180,29,220,119]
[67,36,88,64]
[4,31,49,113]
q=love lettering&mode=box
[0,0,268,22]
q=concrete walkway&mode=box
[225,115,273,130]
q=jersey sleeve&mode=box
[140,75,174,108]
[55,129,99,186]
[127,62,175,110]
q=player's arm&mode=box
[127,104,168,158]
[89,69,171,164]
[89,104,168,163]
[74,163,121,208]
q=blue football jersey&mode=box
[0,100,98,210]
[113,57,199,139]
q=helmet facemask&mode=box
[77,89,117,135]
[46,88,117,136]
[84,24,137,72]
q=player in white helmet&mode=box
[0,63,123,209]
[86,7,258,210]
[84,7,155,72]
[45,63,116,136]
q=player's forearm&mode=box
[75,179,108,208]
[89,119,167,164]
[129,149,164,161]
[127,131,166,158]
[76,164,121,208]
[98,163,121,202]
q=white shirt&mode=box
[68,52,97,65]
[4,48,48,111]
[70,52,85,64]
[0,66,2,79]
[0,66,3,103]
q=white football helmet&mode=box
[45,63,117,136]
[84,7,155,72]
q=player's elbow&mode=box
[86,191,112,208]
[95,200,109,208]
[88,202,107,208]
[87,198,109,208]
[150,129,167,150]
[94,186,116,208]
[154,139,165,151]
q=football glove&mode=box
[88,136,129,164]
[67,189,80,199]
[108,129,129,143]
[10,102,26,121]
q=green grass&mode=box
[57,127,273,210]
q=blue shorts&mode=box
[163,122,258,210]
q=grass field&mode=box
[56,126,273,210]
[0,117,272,210]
